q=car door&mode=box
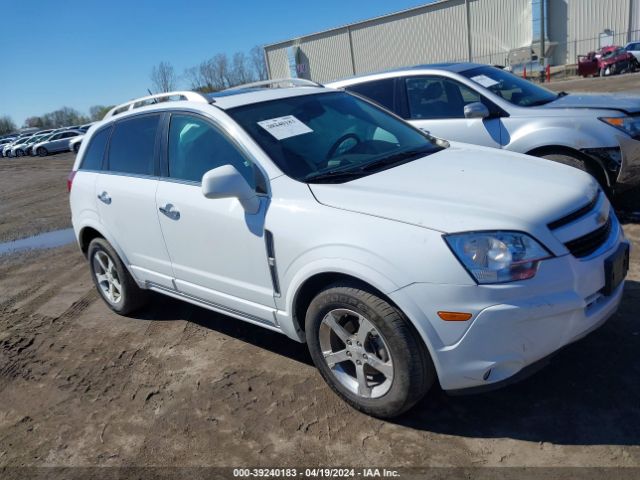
[95,113,174,288]
[155,111,277,324]
[399,75,503,148]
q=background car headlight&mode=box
[444,231,552,284]
[599,116,640,139]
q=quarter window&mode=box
[405,77,482,119]
[108,114,160,175]
[80,127,111,171]
[167,114,258,189]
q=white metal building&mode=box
[264,0,640,83]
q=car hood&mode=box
[542,93,640,114]
[308,143,598,236]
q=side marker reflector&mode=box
[437,311,472,321]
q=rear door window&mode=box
[108,114,160,176]
[345,78,396,111]
[80,127,111,171]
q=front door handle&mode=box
[159,203,180,220]
[97,191,112,205]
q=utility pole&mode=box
[539,0,546,82]
[465,0,472,62]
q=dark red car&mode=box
[578,45,638,77]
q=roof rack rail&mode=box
[104,91,210,119]
[224,78,323,91]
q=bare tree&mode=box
[0,116,16,135]
[210,53,231,89]
[89,105,114,121]
[150,61,177,93]
[229,51,254,86]
[250,45,268,81]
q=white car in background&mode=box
[328,63,640,194]
[625,41,640,62]
[69,83,629,418]
[69,134,84,154]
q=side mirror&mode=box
[463,102,490,119]
[201,165,261,214]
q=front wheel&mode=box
[73,143,80,154]
[305,282,435,418]
[539,150,609,192]
[88,238,148,315]
[37,147,48,157]
[16,149,23,157]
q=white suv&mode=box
[69,81,630,418]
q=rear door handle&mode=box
[159,203,180,220]
[97,191,112,204]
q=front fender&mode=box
[275,248,403,341]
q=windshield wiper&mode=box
[360,147,436,172]
[304,169,368,183]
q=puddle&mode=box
[0,228,76,256]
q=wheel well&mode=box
[79,227,103,256]
[525,145,610,187]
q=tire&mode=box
[37,147,48,157]
[87,238,148,315]
[305,282,435,418]
[539,150,608,190]
[16,149,23,157]
[73,143,80,154]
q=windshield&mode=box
[460,66,559,107]
[228,91,442,182]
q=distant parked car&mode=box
[69,134,84,154]
[12,132,52,157]
[578,46,637,77]
[32,130,83,157]
[625,41,640,62]
[328,62,640,194]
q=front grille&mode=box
[564,217,612,258]
[547,191,600,230]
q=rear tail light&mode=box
[67,170,77,193]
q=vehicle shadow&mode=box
[133,279,640,446]
[614,186,640,224]
[131,292,314,367]
[397,279,640,446]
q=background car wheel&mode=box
[37,147,48,157]
[88,238,148,315]
[539,150,608,192]
[305,281,435,418]
[16,149,23,157]
[73,143,80,154]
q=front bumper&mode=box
[615,135,640,190]
[583,136,640,191]
[391,220,629,392]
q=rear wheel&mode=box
[37,147,48,157]
[73,143,80,154]
[88,238,148,315]
[305,282,435,418]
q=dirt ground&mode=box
[1,75,640,472]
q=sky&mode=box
[1,0,431,127]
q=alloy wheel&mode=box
[319,308,394,399]
[92,250,123,304]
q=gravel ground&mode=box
[1,75,640,472]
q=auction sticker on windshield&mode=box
[258,115,313,140]
[470,74,499,88]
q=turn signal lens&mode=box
[437,311,473,321]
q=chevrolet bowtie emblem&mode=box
[597,212,608,226]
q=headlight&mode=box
[444,231,552,284]
[599,116,640,138]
